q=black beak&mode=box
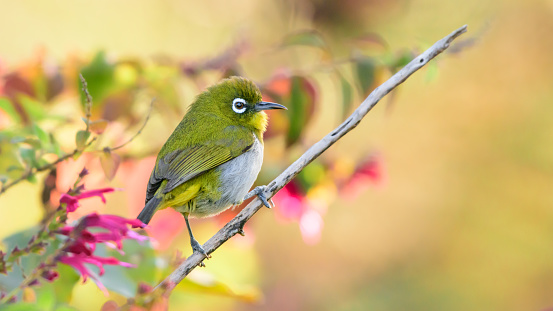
[254,101,287,111]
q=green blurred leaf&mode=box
[19,96,47,122]
[79,51,115,105]
[7,165,24,172]
[390,50,415,72]
[98,265,136,297]
[49,134,63,157]
[118,239,157,285]
[19,147,38,168]
[35,285,55,311]
[0,303,43,311]
[10,136,26,144]
[51,263,80,303]
[0,98,22,124]
[99,149,121,181]
[340,76,353,119]
[26,174,37,184]
[425,61,439,82]
[355,58,375,95]
[23,138,42,150]
[286,76,316,146]
[282,30,327,50]
[75,131,91,151]
[297,161,326,190]
[32,124,50,147]
[94,239,157,297]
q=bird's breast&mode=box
[193,135,264,217]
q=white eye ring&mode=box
[232,98,247,114]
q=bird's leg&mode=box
[244,185,274,209]
[183,212,210,259]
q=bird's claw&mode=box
[238,228,246,236]
[249,186,274,209]
[190,238,210,259]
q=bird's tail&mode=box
[137,196,163,225]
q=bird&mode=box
[137,76,286,257]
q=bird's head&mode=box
[193,76,286,132]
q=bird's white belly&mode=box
[193,136,263,217]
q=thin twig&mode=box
[79,73,93,132]
[109,98,155,151]
[0,138,97,195]
[155,25,468,292]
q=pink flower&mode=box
[57,213,147,295]
[59,254,134,295]
[60,188,116,212]
[41,270,59,282]
[273,182,325,245]
[340,154,385,200]
[59,214,147,252]
[299,209,324,245]
[273,183,305,221]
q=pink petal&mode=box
[74,188,116,203]
[60,194,80,212]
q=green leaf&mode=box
[282,30,327,50]
[355,58,375,95]
[118,239,157,285]
[79,51,115,105]
[286,76,316,146]
[10,136,26,144]
[0,98,22,124]
[19,147,38,168]
[391,50,414,71]
[425,61,439,82]
[93,239,157,297]
[340,76,353,119]
[35,285,55,311]
[0,302,43,311]
[298,161,326,190]
[23,138,42,149]
[51,264,80,303]
[19,96,47,122]
[98,265,136,297]
[32,124,50,147]
[49,134,63,157]
[26,174,37,184]
[7,165,24,172]
[75,130,91,151]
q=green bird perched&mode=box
[137,76,286,257]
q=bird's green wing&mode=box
[145,126,255,204]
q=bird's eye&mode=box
[232,98,247,114]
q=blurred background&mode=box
[1,0,553,310]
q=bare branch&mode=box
[156,25,468,292]
[109,98,155,151]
